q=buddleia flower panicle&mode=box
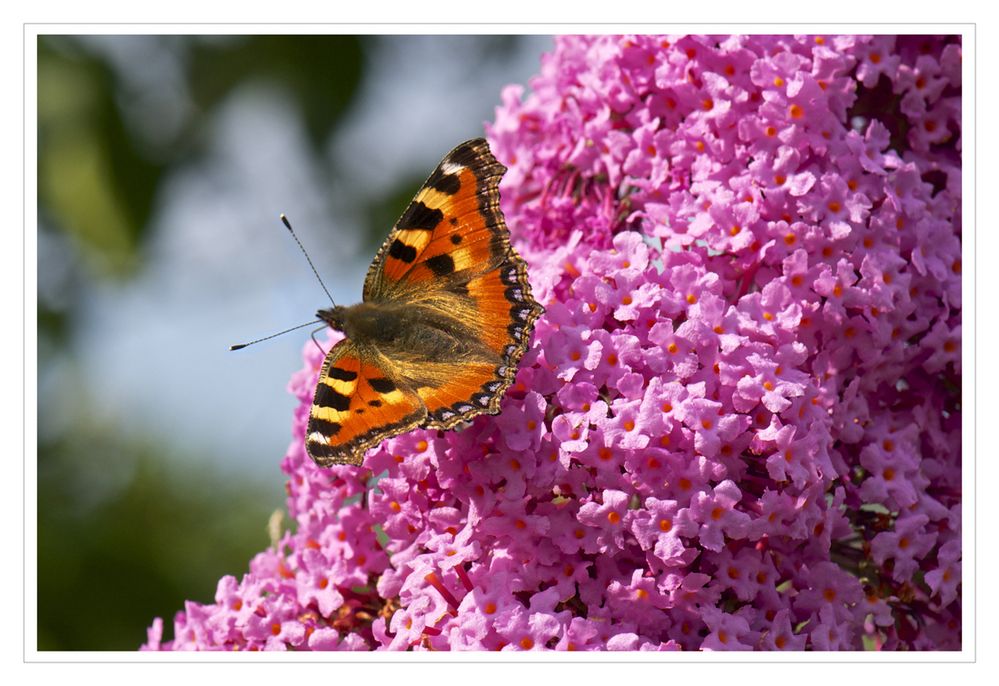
[145,34,961,651]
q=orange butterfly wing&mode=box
[363,138,543,430]
[363,138,509,303]
[415,258,542,430]
[305,139,543,467]
[306,340,427,467]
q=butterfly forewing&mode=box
[363,138,508,302]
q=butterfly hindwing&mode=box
[307,340,427,466]
[419,253,544,429]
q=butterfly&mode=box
[305,138,544,467]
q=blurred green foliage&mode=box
[38,430,284,651]
[39,39,159,279]
[38,35,364,283]
[36,34,367,651]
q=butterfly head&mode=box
[317,306,349,333]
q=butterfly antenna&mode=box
[229,319,322,351]
[280,213,336,307]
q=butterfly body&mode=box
[305,139,543,467]
[317,302,496,381]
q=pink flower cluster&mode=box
[144,34,961,651]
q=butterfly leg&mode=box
[310,324,329,357]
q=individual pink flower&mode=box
[700,607,758,651]
[689,480,752,552]
[871,513,938,583]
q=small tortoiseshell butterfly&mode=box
[305,138,544,467]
